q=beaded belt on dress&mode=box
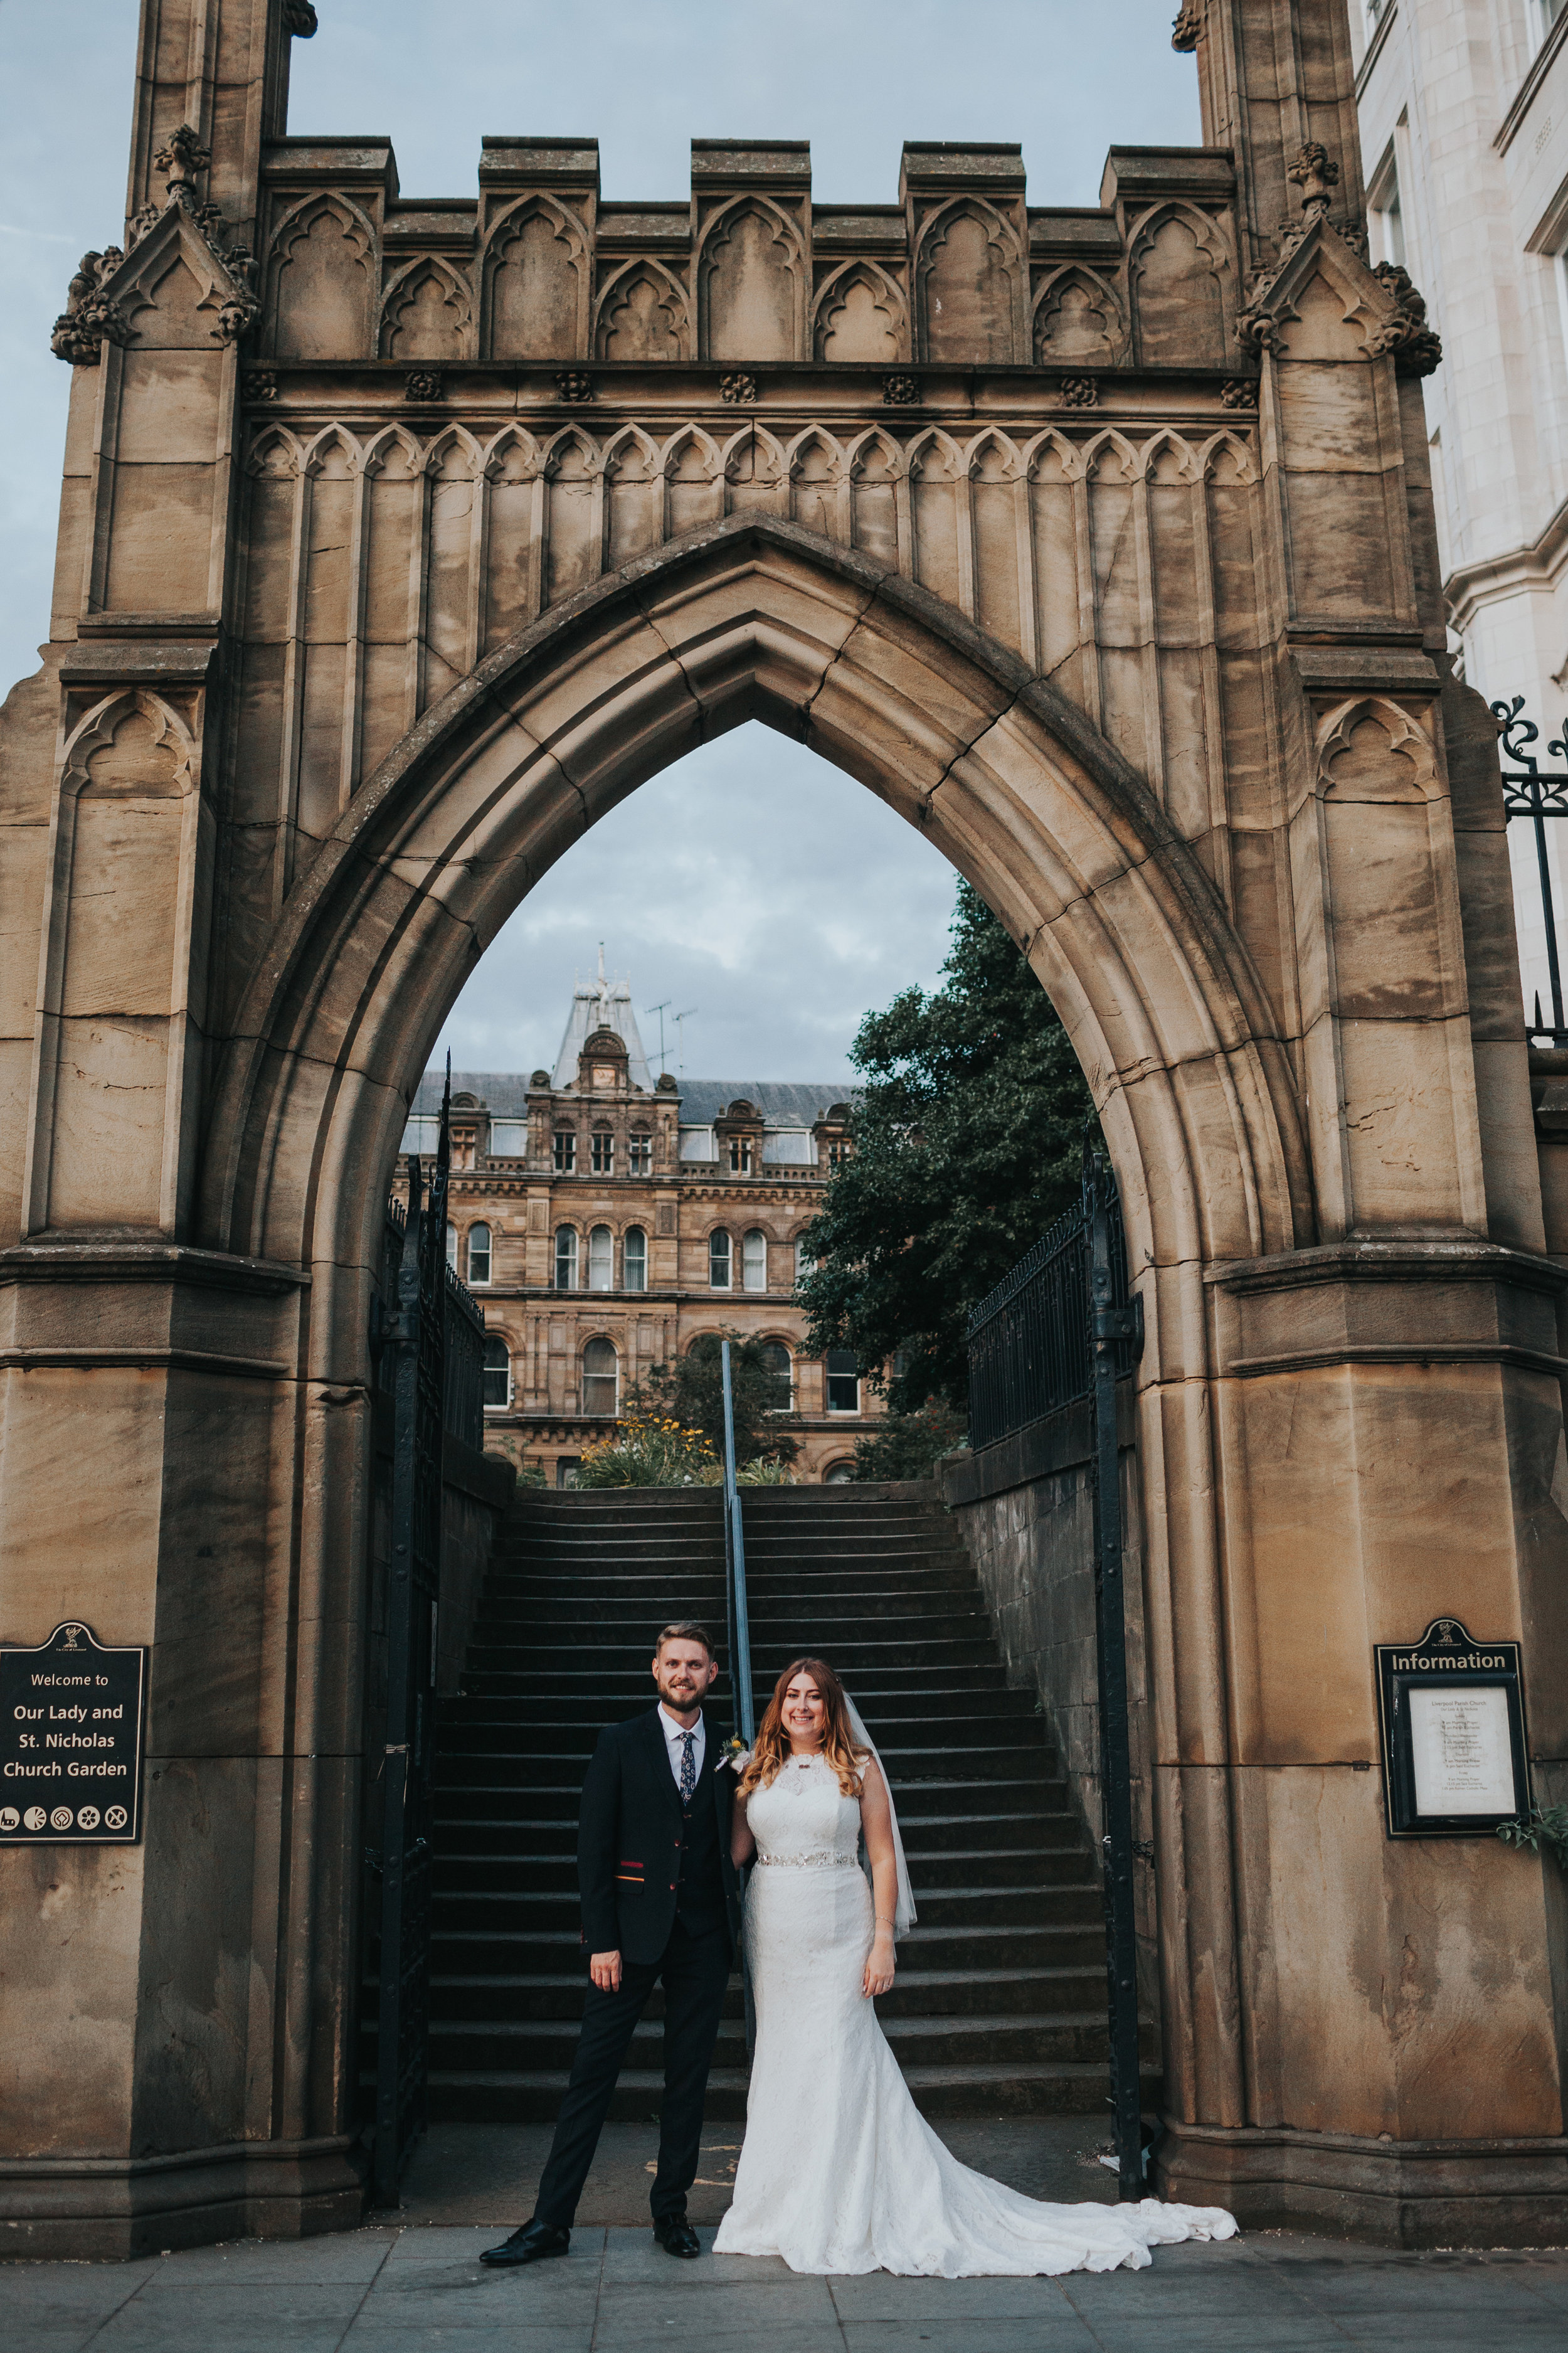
[754,1852,859,1868]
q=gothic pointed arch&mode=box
[265,191,378,359]
[965,426,1023,482]
[246,422,304,479]
[540,424,601,480]
[379,255,474,362]
[811,260,906,362]
[1021,427,1084,482]
[1142,429,1200,485]
[421,422,484,479]
[1200,428,1256,484]
[1081,427,1142,483]
[363,422,428,479]
[299,421,363,479]
[482,194,591,359]
[720,422,785,480]
[904,425,965,480]
[914,198,1024,364]
[1031,264,1126,365]
[660,422,722,480]
[594,258,689,362]
[1128,203,1232,366]
[845,425,906,481]
[480,422,542,482]
[697,194,805,362]
[600,423,661,479]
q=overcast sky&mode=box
[1,0,1199,1083]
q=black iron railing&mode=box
[442,1264,485,1450]
[964,1145,1146,2197]
[965,1161,1137,1452]
[1492,697,1568,1046]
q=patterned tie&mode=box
[678,1729,697,1807]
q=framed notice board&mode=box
[1374,1617,1531,1839]
[0,1622,146,1843]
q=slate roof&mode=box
[412,1072,851,1125]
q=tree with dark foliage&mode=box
[638,1331,797,1467]
[799,881,1094,1415]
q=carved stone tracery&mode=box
[50,120,258,363]
[1369,260,1444,377]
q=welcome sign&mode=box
[0,1623,146,1843]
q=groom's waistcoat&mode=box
[576,1706,739,1966]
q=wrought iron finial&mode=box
[1491,694,1540,773]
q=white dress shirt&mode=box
[657,1704,706,1790]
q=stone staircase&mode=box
[423,1485,1148,2123]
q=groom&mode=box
[481,1622,741,2266]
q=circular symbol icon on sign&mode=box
[104,1805,127,1830]
[24,1807,46,1830]
[0,1807,18,1832]
[50,1807,73,1830]
[77,1805,100,1831]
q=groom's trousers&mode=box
[532,1917,732,2228]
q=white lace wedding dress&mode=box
[712,1753,1236,2276]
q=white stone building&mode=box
[1355,0,1568,1028]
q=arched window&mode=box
[588,1223,613,1291]
[583,1336,618,1417]
[760,1339,792,1408]
[591,1127,615,1175]
[825,1349,859,1413]
[628,1130,653,1176]
[482,1333,511,1409]
[445,1220,457,1271]
[467,1221,492,1285]
[553,1128,576,1172]
[742,1228,768,1292]
[709,1230,732,1289]
[554,1225,578,1291]
[824,1458,855,1484]
[794,1235,813,1289]
[623,1226,647,1292]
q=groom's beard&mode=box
[655,1668,707,1714]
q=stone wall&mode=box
[943,1384,1155,2014]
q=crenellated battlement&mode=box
[248,135,1239,373]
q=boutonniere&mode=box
[719,1737,750,1772]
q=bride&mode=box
[712,1655,1236,2277]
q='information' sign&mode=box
[1374,1617,1530,1839]
[1,1622,146,1843]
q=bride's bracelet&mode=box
[875,1915,896,1929]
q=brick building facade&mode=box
[402,965,883,1484]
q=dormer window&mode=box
[729,1135,755,1174]
[591,1129,615,1175]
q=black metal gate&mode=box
[965,1144,1145,2196]
[364,1065,494,2207]
[1491,696,1568,1046]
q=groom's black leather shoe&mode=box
[652,2214,701,2259]
[479,2219,570,2266]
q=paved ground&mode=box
[12,2125,1568,2350]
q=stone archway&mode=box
[199,510,1298,2160]
[6,0,1568,2259]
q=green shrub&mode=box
[850,1400,968,1482]
[575,1413,718,1489]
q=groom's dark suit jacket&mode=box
[578,1706,741,1965]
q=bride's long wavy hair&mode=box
[738,1656,869,1799]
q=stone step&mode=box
[421,2059,1147,2125]
[423,1962,1109,2022]
[428,1920,1105,1975]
